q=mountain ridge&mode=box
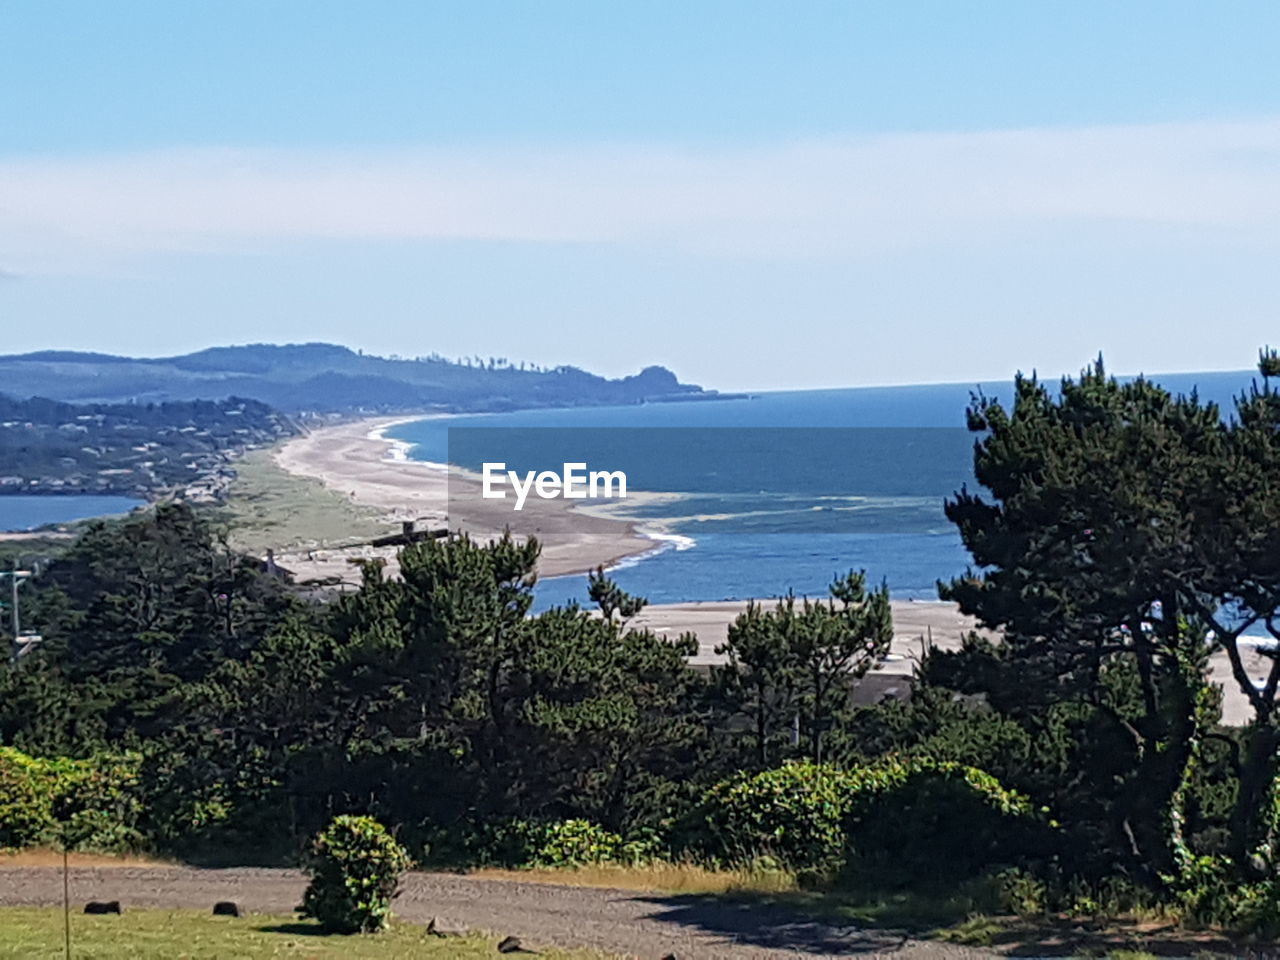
[0,342,722,414]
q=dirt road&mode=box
[0,865,995,959]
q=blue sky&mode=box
[3,1,1279,389]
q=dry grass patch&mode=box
[220,448,393,554]
[0,849,169,869]
[472,860,799,895]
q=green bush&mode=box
[1169,855,1238,927]
[0,748,56,848]
[1169,855,1280,938]
[0,747,142,852]
[469,818,658,868]
[1230,879,1280,940]
[300,815,411,933]
[691,761,853,878]
[688,757,1035,882]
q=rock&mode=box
[496,934,526,953]
[83,901,122,915]
[426,917,468,937]
[660,955,680,960]
[212,901,241,917]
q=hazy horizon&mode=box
[4,339,1272,396]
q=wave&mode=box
[642,529,697,551]
[597,528,698,575]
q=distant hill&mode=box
[0,343,720,413]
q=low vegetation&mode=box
[220,447,391,553]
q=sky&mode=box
[2,1,1279,391]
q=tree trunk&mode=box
[1121,648,1199,882]
[1227,718,1280,875]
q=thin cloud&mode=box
[2,118,1279,270]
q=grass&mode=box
[218,448,392,554]
[0,908,613,959]
[472,859,799,895]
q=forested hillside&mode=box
[0,343,717,413]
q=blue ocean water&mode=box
[386,370,1265,609]
[0,495,145,532]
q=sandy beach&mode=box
[631,598,987,667]
[272,416,656,580]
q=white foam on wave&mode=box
[366,417,452,471]
[644,530,697,551]
[599,528,698,574]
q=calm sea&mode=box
[0,495,145,532]
[385,370,1264,610]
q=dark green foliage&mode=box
[322,535,705,837]
[588,566,647,621]
[940,354,1280,881]
[15,502,298,744]
[299,815,410,934]
[711,571,891,767]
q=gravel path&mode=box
[0,866,997,959]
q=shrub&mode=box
[1169,855,1238,928]
[469,818,659,868]
[1231,879,1280,940]
[690,761,852,879]
[48,753,145,852]
[844,758,1042,886]
[1169,855,1280,938]
[300,815,411,933]
[0,748,56,848]
[987,866,1050,916]
[0,747,142,852]
[688,757,1036,883]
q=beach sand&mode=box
[271,417,655,581]
[632,598,987,667]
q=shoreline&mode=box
[272,415,658,579]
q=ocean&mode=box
[0,495,145,533]
[384,370,1265,611]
